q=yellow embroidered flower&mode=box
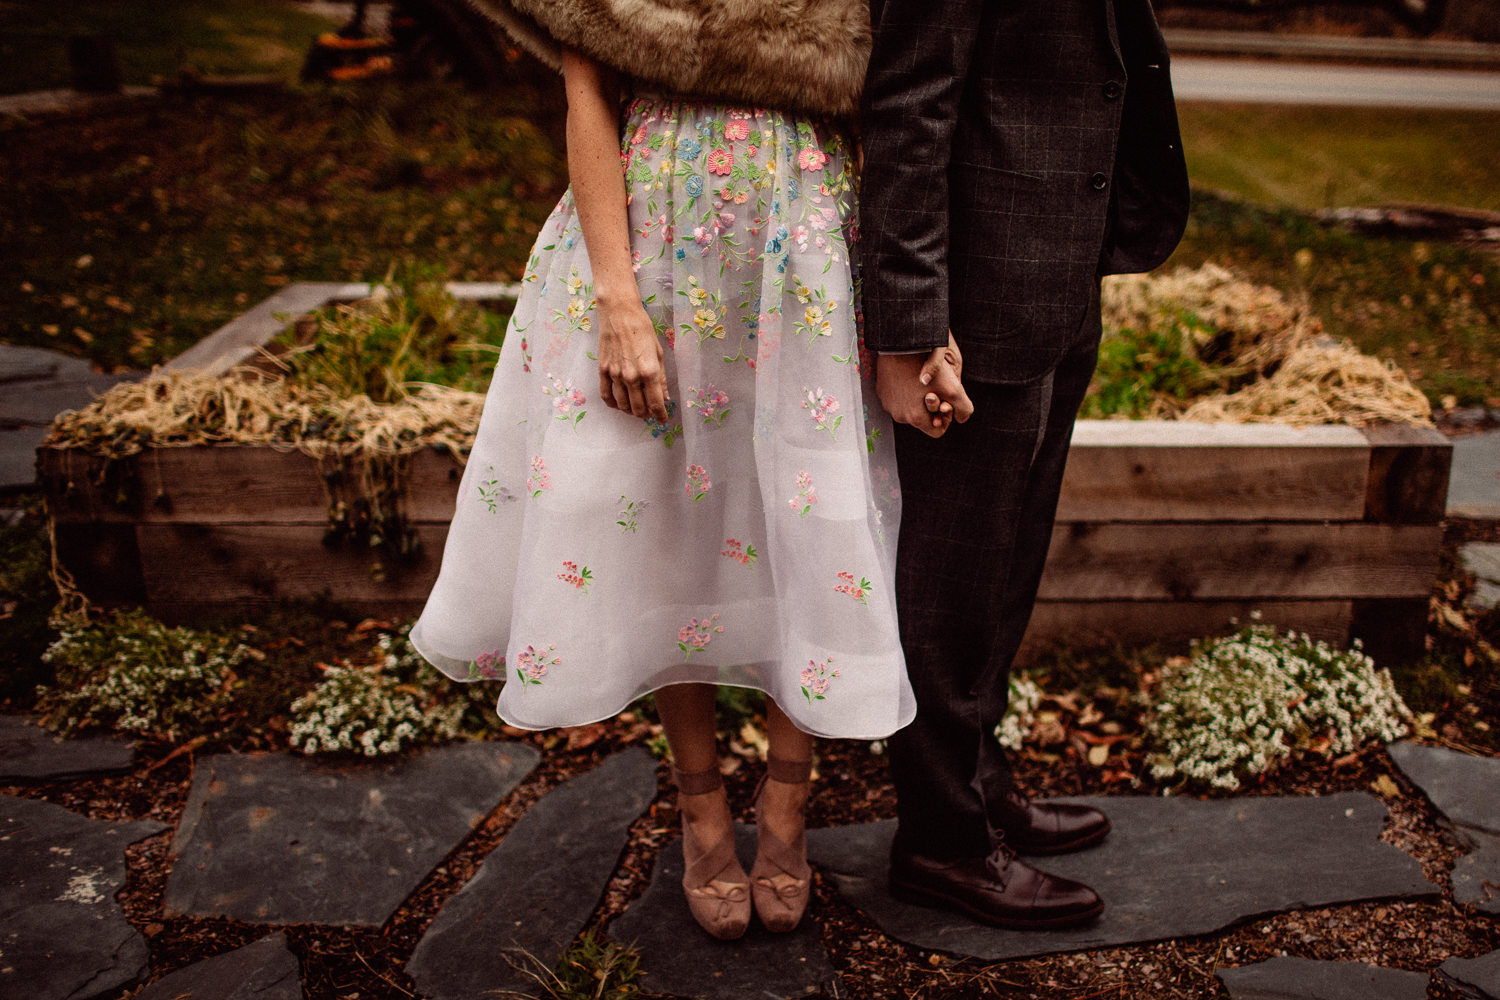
[793,277,812,303]
[567,272,583,296]
[694,308,717,329]
[804,305,823,327]
[568,298,587,322]
[688,286,708,307]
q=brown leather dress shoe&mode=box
[889,843,1103,929]
[992,790,1111,855]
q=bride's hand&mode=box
[597,296,670,422]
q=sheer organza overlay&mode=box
[411,95,913,739]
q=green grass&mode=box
[1177,103,1500,213]
[0,82,564,372]
[0,0,341,95]
[1167,189,1500,407]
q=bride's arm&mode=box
[562,47,669,422]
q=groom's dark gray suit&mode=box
[860,0,1190,860]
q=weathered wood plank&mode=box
[42,446,464,525]
[1038,522,1440,600]
[136,524,448,606]
[1058,438,1370,523]
[1018,600,1353,664]
[1360,424,1452,525]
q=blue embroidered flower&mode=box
[684,174,704,198]
[788,177,800,201]
[765,236,782,255]
[674,246,686,262]
[678,136,702,162]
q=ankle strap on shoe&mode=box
[765,756,813,784]
[671,763,723,795]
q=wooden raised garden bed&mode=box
[40,284,1451,666]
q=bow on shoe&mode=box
[754,874,808,902]
[691,881,749,920]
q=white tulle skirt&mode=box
[411,94,913,739]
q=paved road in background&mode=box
[1171,57,1500,110]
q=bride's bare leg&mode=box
[759,697,813,893]
[655,683,737,880]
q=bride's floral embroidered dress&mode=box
[412,95,912,738]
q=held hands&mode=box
[876,332,975,438]
[597,294,671,423]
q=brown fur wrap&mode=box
[459,0,871,118]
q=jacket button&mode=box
[1103,80,1123,99]
[1090,172,1109,191]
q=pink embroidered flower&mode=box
[693,225,713,246]
[471,650,504,680]
[527,455,551,498]
[835,571,872,606]
[718,211,736,230]
[631,124,648,145]
[719,185,735,200]
[734,190,749,204]
[686,464,712,502]
[677,614,723,659]
[747,143,758,156]
[706,147,734,175]
[686,384,730,427]
[724,120,750,141]
[557,560,593,594]
[721,538,758,566]
[789,471,818,516]
[802,386,842,440]
[514,643,559,687]
[800,657,840,704]
[798,148,829,171]
[792,225,810,250]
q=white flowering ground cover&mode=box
[1146,621,1413,791]
[36,610,254,742]
[288,626,499,756]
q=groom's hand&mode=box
[877,334,975,438]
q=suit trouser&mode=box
[887,286,1102,860]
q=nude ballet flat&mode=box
[750,755,813,932]
[672,763,751,940]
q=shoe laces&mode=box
[985,836,1017,888]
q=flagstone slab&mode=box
[0,715,135,781]
[1216,956,1429,999]
[0,795,168,1000]
[609,823,839,1000]
[1449,431,1500,520]
[136,932,302,1000]
[1387,741,1500,835]
[805,793,1435,961]
[1438,949,1500,1000]
[407,749,659,1000]
[163,742,539,927]
[1453,829,1500,913]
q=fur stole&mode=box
[460,0,871,118]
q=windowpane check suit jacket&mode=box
[859,0,1190,384]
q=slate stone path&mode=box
[0,794,167,1000]
[1438,949,1500,1000]
[135,932,303,1000]
[804,792,1434,961]
[0,715,134,781]
[164,742,539,926]
[610,823,841,1000]
[1216,956,1429,1000]
[1388,740,1500,912]
[1449,430,1500,520]
[0,344,138,491]
[407,748,659,1000]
